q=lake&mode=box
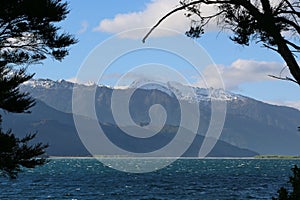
[1,158,299,199]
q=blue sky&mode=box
[28,0,300,109]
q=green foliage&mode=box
[174,0,300,85]
[182,0,297,48]
[0,63,35,113]
[144,1,300,83]
[0,0,77,65]
[0,62,49,179]
[254,155,300,159]
[0,0,77,178]
[272,165,300,200]
[0,131,48,179]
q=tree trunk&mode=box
[277,40,300,85]
[260,0,300,85]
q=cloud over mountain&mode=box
[94,0,218,39]
[196,59,286,90]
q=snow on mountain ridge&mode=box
[129,79,175,97]
[23,79,59,89]
[23,79,96,89]
[167,81,241,102]
[22,79,242,102]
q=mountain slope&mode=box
[18,79,300,155]
[2,100,257,157]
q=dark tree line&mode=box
[0,0,76,179]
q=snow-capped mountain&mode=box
[22,79,243,103]
[22,78,98,89]
[167,81,242,102]
[17,78,300,156]
[22,79,73,89]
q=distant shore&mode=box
[48,155,300,159]
[254,155,300,159]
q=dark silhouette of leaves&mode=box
[143,0,300,85]
[273,165,300,200]
[0,0,77,178]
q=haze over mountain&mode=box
[3,79,300,156]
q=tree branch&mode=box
[263,44,279,52]
[276,16,300,35]
[284,0,300,15]
[277,10,300,18]
[142,0,300,85]
[269,74,298,84]
[284,39,300,51]
[142,0,232,43]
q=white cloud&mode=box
[66,77,97,86]
[94,0,298,39]
[66,77,80,83]
[195,59,288,90]
[77,21,89,34]
[94,0,218,39]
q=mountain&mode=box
[14,78,300,156]
[2,100,90,156]
[1,99,256,157]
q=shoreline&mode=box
[48,155,300,160]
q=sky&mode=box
[28,0,300,109]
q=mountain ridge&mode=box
[16,78,300,156]
[2,99,257,157]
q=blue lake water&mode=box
[1,158,300,200]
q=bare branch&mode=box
[263,44,279,52]
[277,10,300,18]
[269,74,298,84]
[142,1,201,43]
[284,0,300,15]
[276,16,300,35]
[274,0,287,14]
[142,0,232,43]
[142,0,300,85]
[284,39,300,51]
